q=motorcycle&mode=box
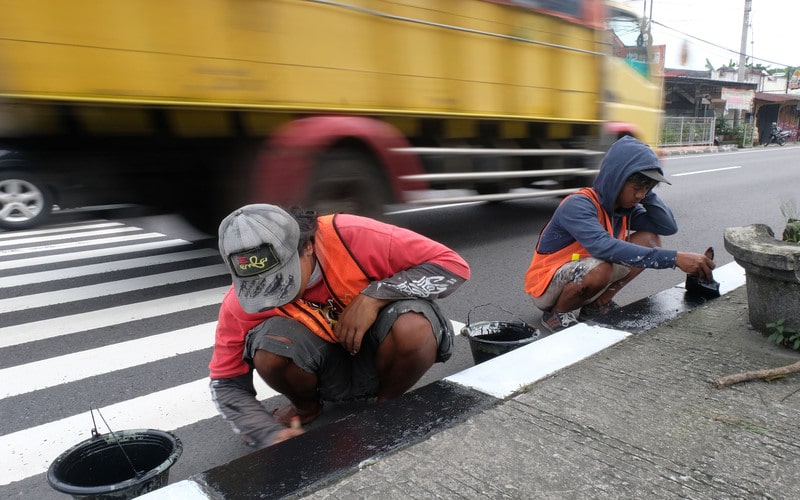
[766,127,792,146]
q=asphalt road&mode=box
[1,145,796,498]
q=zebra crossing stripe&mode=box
[0,265,228,314]
[0,239,192,271]
[0,248,220,288]
[0,221,123,241]
[0,226,142,248]
[1,323,217,398]
[0,287,230,349]
[0,232,177,257]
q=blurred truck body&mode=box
[0,0,663,230]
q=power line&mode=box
[651,18,793,69]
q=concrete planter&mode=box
[724,224,800,333]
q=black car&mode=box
[0,147,160,231]
[0,149,57,230]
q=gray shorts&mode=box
[532,257,631,311]
[243,299,453,402]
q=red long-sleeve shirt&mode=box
[209,213,470,379]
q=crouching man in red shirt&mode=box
[209,204,470,448]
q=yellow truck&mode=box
[0,0,663,230]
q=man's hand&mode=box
[334,294,390,355]
[676,251,716,281]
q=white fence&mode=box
[660,117,715,147]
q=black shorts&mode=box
[243,299,453,401]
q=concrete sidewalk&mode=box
[147,262,800,499]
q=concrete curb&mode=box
[143,263,747,499]
[660,144,738,156]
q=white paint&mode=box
[0,265,228,314]
[385,201,480,215]
[138,479,212,499]
[0,248,220,287]
[447,323,631,399]
[672,166,742,177]
[0,221,122,241]
[1,323,217,398]
[0,286,230,348]
[0,226,142,248]
[0,232,173,257]
[0,239,191,271]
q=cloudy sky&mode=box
[622,0,798,71]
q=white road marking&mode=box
[672,166,741,176]
[0,248,220,287]
[0,287,230,348]
[2,323,217,398]
[0,239,191,271]
[0,232,175,257]
[0,265,228,314]
[0,221,123,240]
[0,226,142,248]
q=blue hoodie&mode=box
[535,136,678,269]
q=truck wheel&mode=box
[306,151,390,218]
[0,172,53,230]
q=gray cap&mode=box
[639,168,672,185]
[218,204,301,313]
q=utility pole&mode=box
[735,0,752,127]
[737,0,751,83]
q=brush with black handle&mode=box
[685,247,721,298]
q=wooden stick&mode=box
[711,360,800,388]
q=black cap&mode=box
[639,168,671,185]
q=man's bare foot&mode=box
[272,402,322,426]
[269,426,305,446]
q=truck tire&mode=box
[0,171,54,230]
[306,151,390,218]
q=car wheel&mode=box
[306,151,391,218]
[0,171,54,230]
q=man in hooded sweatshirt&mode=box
[525,136,716,333]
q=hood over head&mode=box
[593,135,666,213]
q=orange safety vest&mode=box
[273,214,373,342]
[525,188,628,298]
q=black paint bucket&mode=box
[461,320,540,364]
[47,429,182,499]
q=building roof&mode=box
[664,68,712,79]
[754,92,799,103]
